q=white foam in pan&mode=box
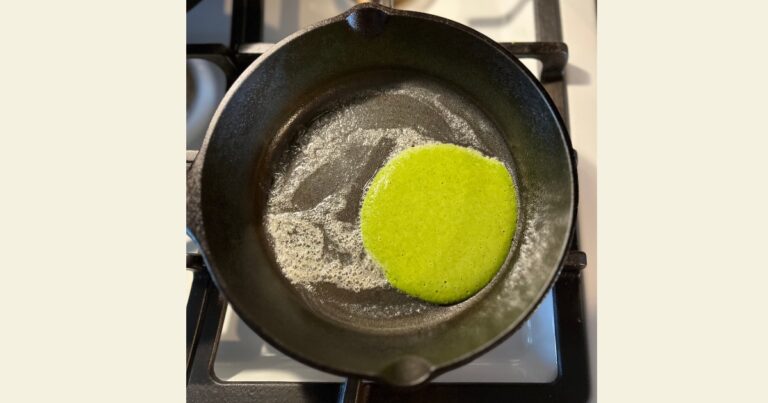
[264,83,489,292]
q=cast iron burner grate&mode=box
[186,1,588,401]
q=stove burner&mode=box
[186,59,226,150]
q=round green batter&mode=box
[360,143,517,304]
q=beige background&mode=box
[0,1,185,402]
[1,0,767,402]
[598,0,768,402]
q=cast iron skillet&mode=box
[187,3,577,387]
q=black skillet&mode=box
[186,3,577,387]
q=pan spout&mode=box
[378,356,433,386]
[345,4,389,37]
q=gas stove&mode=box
[186,1,592,402]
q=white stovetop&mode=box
[187,0,595,396]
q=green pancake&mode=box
[360,143,517,304]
